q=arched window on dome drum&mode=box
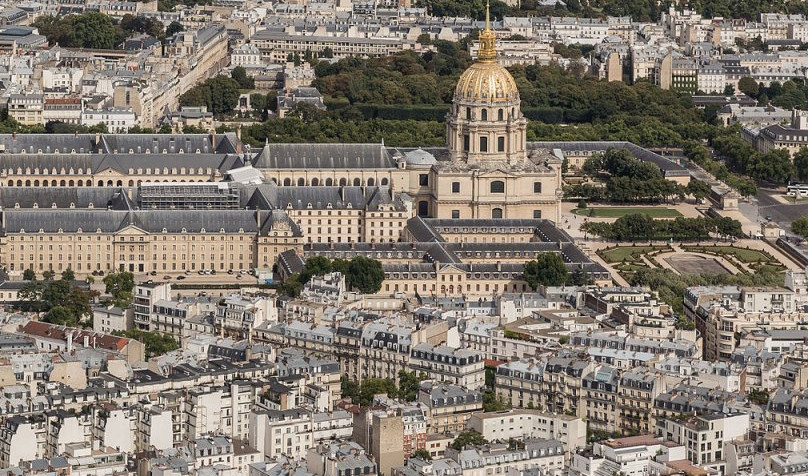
[498,109,504,121]
[490,181,504,193]
[326,178,333,186]
[353,178,361,186]
[381,178,389,186]
[481,109,487,121]
[283,178,291,186]
[298,178,305,186]
[492,208,503,219]
[367,178,375,186]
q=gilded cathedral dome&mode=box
[454,6,519,103]
[454,62,520,103]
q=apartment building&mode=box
[659,413,750,474]
[467,409,586,459]
[409,343,484,389]
[495,355,593,415]
[417,382,482,434]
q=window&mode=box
[492,208,503,219]
[498,108,504,121]
[480,137,488,152]
[534,181,542,193]
[466,107,471,119]
[452,210,460,219]
[452,182,460,193]
[490,181,505,193]
[498,136,505,152]
[533,210,542,219]
[481,109,488,121]
[418,201,429,217]
[419,174,429,186]
[463,135,470,151]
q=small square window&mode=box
[534,182,542,193]
[452,182,460,193]
[419,174,429,186]
[451,210,460,219]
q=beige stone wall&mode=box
[5,230,255,275]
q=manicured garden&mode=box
[572,207,683,218]
[598,245,672,279]
[682,245,786,272]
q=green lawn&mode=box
[599,245,668,263]
[684,245,773,263]
[572,207,683,218]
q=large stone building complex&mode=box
[0,20,694,294]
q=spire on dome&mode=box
[476,1,497,63]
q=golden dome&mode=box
[453,1,519,103]
[454,61,519,103]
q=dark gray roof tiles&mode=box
[0,134,98,154]
[0,133,243,155]
[100,132,241,154]
[254,143,394,169]
[0,187,124,209]
[2,209,260,233]
[3,210,131,233]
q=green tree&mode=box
[300,256,333,284]
[345,256,384,294]
[61,268,75,282]
[231,66,254,89]
[482,392,510,412]
[524,253,569,289]
[412,449,432,461]
[794,148,808,181]
[113,329,180,359]
[103,271,135,307]
[179,76,242,116]
[280,274,303,297]
[793,217,808,239]
[166,21,184,37]
[23,269,36,281]
[397,370,427,401]
[42,270,55,281]
[738,77,759,98]
[686,179,712,201]
[451,430,487,450]
[45,306,76,327]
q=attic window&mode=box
[307,203,313,209]
[19,228,24,233]
[238,228,244,233]
[32,203,38,209]
[162,228,168,233]
[14,203,19,208]
[219,228,225,233]
[88,203,94,209]
[96,228,102,233]
[38,228,44,233]
[200,228,206,233]
[181,227,187,233]
[77,228,82,233]
[51,203,57,208]
[58,228,63,233]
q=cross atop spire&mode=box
[477,1,497,63]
